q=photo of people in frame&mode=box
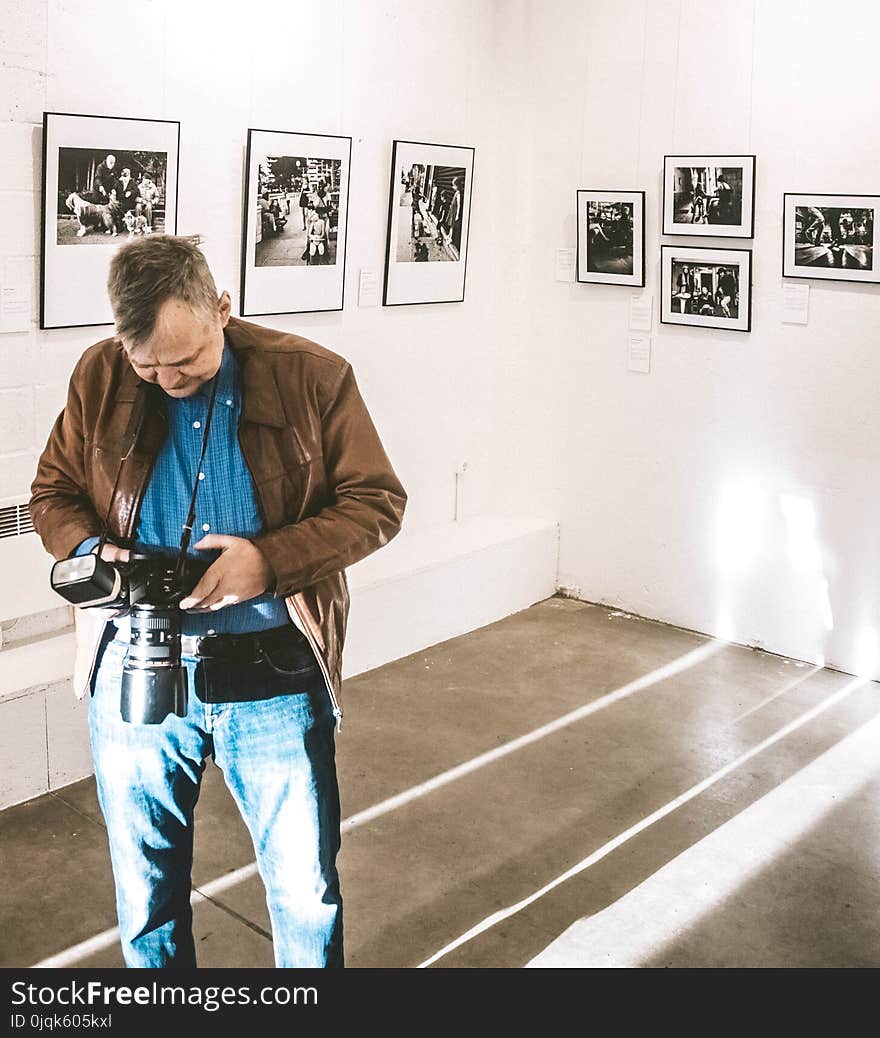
[586,200,634,275]
[794,205,873,270]
[663,156,754,239]
[254,154,342,268]
[670,258,740,319]
[55,147,168,244]
[396,163,466,262]
[672,166,743,227]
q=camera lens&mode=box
[120,601,188,724]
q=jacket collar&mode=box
[226,317,287,428]
[110,316,287,428]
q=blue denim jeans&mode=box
[88,637,343,968]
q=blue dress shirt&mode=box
[79,339,291,637]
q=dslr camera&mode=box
[51,548,210,725]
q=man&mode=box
[94,153,117,200]
[29,236,407,968]
[114,166,139,217]
[691,177,706,223]
[137,174,160,228]
[697,285,715,315]
[258,191,276,234]
[801,206,826,246]
[713,173,735,224]
[716,266,737,319]
[447,176,464,251]
[410,166,423,236]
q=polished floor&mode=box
[3,597,879,969]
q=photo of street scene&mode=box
[396,163,466,262]
[254,155,342,267]
[794,205,873,270]
[672,166,743,226]
[670,258,741,319]
[55,147,168,245]
[586,200,634,275]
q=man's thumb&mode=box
[193,534,234,552]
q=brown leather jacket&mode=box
[29,316,407,715]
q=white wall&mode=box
[0,0,536,579]
[524,0,880,677]
[5,0,880,680]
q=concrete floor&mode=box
[3,597,879,969]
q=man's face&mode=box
[124,292,231,398]
[106,155,116,169]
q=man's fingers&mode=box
[180,573,221,610]
[98,544,130,563]
[193,534,237,552]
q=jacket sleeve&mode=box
[253,363,407,596]
[29,364,104,561]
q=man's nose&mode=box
[158,371,187,390]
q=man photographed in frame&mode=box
[29,235,407,968]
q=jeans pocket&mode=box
[260,639,318,677]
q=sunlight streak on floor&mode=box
[418,674,872,968]
[32,640,722,968]
[529,693,880,967]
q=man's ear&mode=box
[218,290,232,328]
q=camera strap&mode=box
[174,371,220,583]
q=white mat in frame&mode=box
[383,139,474,307]
[40,111,180,330]
[240,128,352,317]
[660,244,752,333]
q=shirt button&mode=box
[225,398,233,406]
[202,523,210,532]
[193,420,201,429]
[198,472,205,481]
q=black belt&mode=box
[180,623,307,661]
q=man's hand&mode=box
[94,542,130,564]
[179,535,273,612]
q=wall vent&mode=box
[0,502,34,539]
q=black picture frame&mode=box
[40,110,180,330]
[782,193,880,284]
[383,139,475,306]
[660,244,753,333]
[239,128,353,317]
[662,155,756,239]
[576,190,646,287]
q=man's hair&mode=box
[107,235,218,345]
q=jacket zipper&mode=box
[287,595,343,732]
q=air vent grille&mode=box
[0,502,35,540]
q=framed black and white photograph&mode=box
[383,139,474,306]
[662,155,755,238]
[40,111,180,329]
[240,128,351,316]
[660,245,752,332]
[576,190,645,286]
[782,193,879,283]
